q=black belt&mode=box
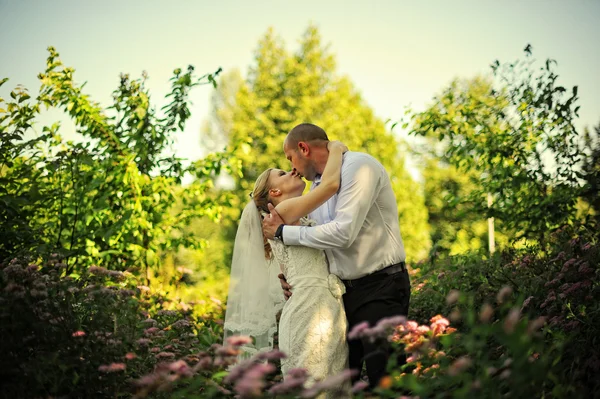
[342,262,406,289]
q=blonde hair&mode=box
[252,168,274,258]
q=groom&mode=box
[262,123,411,388]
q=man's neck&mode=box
[311,147,330,176]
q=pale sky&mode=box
[1,0,599,166]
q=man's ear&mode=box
[298,142,310,156]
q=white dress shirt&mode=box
[282,151,406,280]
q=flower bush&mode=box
[0,254,225,398]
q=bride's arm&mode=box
[275,141,347,224]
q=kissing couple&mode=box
[224,123,411,397]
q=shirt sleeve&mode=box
[282,155,382,249]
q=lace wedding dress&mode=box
[269,220,350,398]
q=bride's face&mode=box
[269,169,305,199]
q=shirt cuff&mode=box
[282,225,303,245]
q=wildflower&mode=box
[136,338,151,346]
[215,345,240,357]
[196,356,212,369]
[430,315,450,335]
[521,296,534,311]
[417,325,431,334]
[446,290,460,305]
[144,327,160,336]
[157,309,178,317]
[26,264,39,273]
[107,270,124,279]
[525,317,546,337]
[376,315,407,330]
[150,347,161,353]
[168,360,193,377]
[125,352,137,360]
[171,319,191,329]
[448,356,472,376]
[581,243,592,251]
[503,308,521,333]
[496,286,513,304]
[348,321,370,340]
[479,303,494,323]
[301,369,357,397]
[449,309,461,322]
[156,352,176,359]
[262,350,287,361]
[378,375,393,389]
[98,363,126,372]
[89,266,108,276]
[72,330,86,337]
[233,363,276,398]
[226,335,253,347]
[269,371,308,395]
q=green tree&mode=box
[204,25,430,262]
[0,47,230,283]
[409,47,584,243]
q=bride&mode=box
[224,141,350,397]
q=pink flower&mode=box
[479,303,494,323]
[446,290,460,305]
[72,331,86,337]
[144,327,160,336]
[125,352,137,360]
[351,380,369,393]
[301,369,357,397]
[376,315,407,330]
[269,373,307,395]
[348,321,370,340]
[215,345,240,357]
[136,338,151,346]
[496,286,513,304]
[448,356,472,376]
[226,335,253,347]
[168,360,193,377]
[98,363,126,372]
[521,296,534,311]
[503,308,521,334]
[156,352,175,359]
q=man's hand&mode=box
[262,203,284,240]
[278,273,293,300]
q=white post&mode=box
[488,192,495,254]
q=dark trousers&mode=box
[342,268,411,388]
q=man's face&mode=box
[284,140,317,181]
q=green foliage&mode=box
[580,121,600,226]
[408,223,599,397]
[421,157,510,257]
[410,48,586,243]
[205,25,431,262]
[0,47,230,280]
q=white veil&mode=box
[223,200,285,357]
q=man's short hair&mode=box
[286,123,329,148]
